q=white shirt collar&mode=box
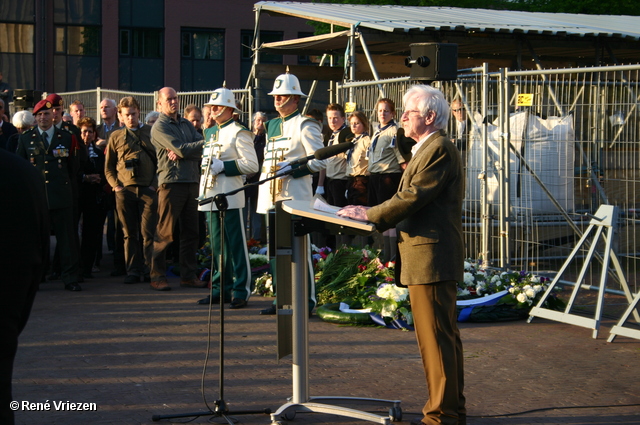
[411,131,435,157]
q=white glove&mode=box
[316,186,325,195]
[276,161,291,178]
[209,158,225,175]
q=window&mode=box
[180,28,225,91]
[181,29,224,60]
[56,26,100,55]
[119,28,163,91]
[120,28,162,58]
[54,0,100,25]
[0,23,34,53]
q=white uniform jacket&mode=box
[256,110,325,214]
[198,118,259,211]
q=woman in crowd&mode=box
[77,117,108,279]
[366,98,405,263]
[6,110,35,152]
[145,111,160,126]
[345,110,370,206]
[245,111,267,242]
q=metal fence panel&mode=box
[339,65,640,292]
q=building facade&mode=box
[0,0,314,93]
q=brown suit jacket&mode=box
[367,129,464,286]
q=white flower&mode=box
[508,287,515,294]
[516,293,528,303]
[491,275,501,283]
[249,253,269,264]
[530,276,540,283]
[265,278,272,290]
[464,261,472,270]
[458,288,470,296]
[533,284,543,293]
[376,284,409,302]
[463,272,475,285]
[380,303,396,318]
[525,288,536,298]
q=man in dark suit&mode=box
[338,85,466,425]
[0,148,49,425]
[0,99,18,151]
[16,99,82,291]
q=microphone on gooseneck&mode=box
[313,141,354,160]
[284,141,355,169]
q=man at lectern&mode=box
[338,84,466,425]
[256,69,326,315]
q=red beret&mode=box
[45,93,63,107]
[33,99,53,115]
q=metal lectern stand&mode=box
[269,200,401,425]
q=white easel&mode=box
[528,205,639,339]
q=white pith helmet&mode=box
[268,67,307,97]
[204,83,238,110]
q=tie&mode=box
[42,132,49,149]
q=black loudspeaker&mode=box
[405,43,458,81]
[13,89,43,110]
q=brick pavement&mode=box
[11,271,640,425]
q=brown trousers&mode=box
[409,281,466,425]
[115,186,157,277]
[151,183,199,281]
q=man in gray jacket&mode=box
[149,87,206,291]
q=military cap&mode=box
[45,93,64,107]
[33,99,53,115]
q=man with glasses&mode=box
[338,85,466,425]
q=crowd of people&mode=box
[0,74,420,297]
[2,69,468,425]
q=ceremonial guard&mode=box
[197,87,259,309]
[256,70,326,314]
[16,99,82,291]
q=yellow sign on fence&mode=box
[517,94,534,106]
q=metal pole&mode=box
[480,63,490,264]
[498,68,510,268]
[348,25,357,103]
[291,230,309,404]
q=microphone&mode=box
[285,142,354,168]
[313,141,353,160]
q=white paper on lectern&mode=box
[312,195,341,214]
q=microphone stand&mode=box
[152,190,272,423]
[152,152,342,422]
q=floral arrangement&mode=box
[315,246,389,306]
[458,260,563,310]
[366,281,413,325]
[253,247,564,325]
[314,246,412,324]
[311,244,333,271]
[249,253,269,269]
[252,272,274,297]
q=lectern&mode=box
[268,200,402,425]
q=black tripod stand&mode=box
[152,192,270,423]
